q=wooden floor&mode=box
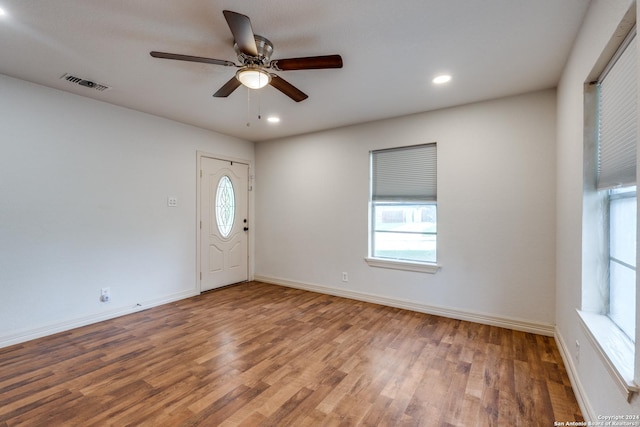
[0,282,582,426]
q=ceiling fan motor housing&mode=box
[235,35,273,66]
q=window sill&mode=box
[364,257,440,274]
[577,310,639,402]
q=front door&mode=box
[200,157,249,291]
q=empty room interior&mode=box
[1,0,639,425]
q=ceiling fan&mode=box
[150,10,343,102]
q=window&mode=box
[597,28,637,342]
[215,175,235,238]
[368,143,438,272]
[608,187,636,342]
[579,23,638,398]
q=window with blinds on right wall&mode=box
[597,27,637,344]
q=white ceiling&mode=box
[0,0,590,142]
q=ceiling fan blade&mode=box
[271,55,343,71]
[269,75,308,102]
[223,10,258,57]
[150,51,235,67]
[213,76,242,97]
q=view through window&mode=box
[608,186,637,342]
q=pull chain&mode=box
[246,80,264,127]
[246,87,251,127]
[257,84,262,121]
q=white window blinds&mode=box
[597,30,637,190]
[371,143,437,201]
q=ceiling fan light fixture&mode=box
[236,67,271,89]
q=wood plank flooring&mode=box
[0,281,582,426]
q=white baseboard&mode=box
[554,327,595,421]
[0,289,199,349]
[254,275,555,336]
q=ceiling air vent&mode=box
[60,73,111,92]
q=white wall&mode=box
[0,74,254,346]
[255,89,557,332]
[556,0,640,418]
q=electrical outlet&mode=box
[342,272,348,282]
[100,287,111,303]
[167,197,177,207]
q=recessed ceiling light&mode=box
[267,116,280,123]
[0,7,7,16]
[432,74,452,84]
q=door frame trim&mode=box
[196,151,253,293]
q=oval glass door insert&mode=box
[215,175,235,238]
